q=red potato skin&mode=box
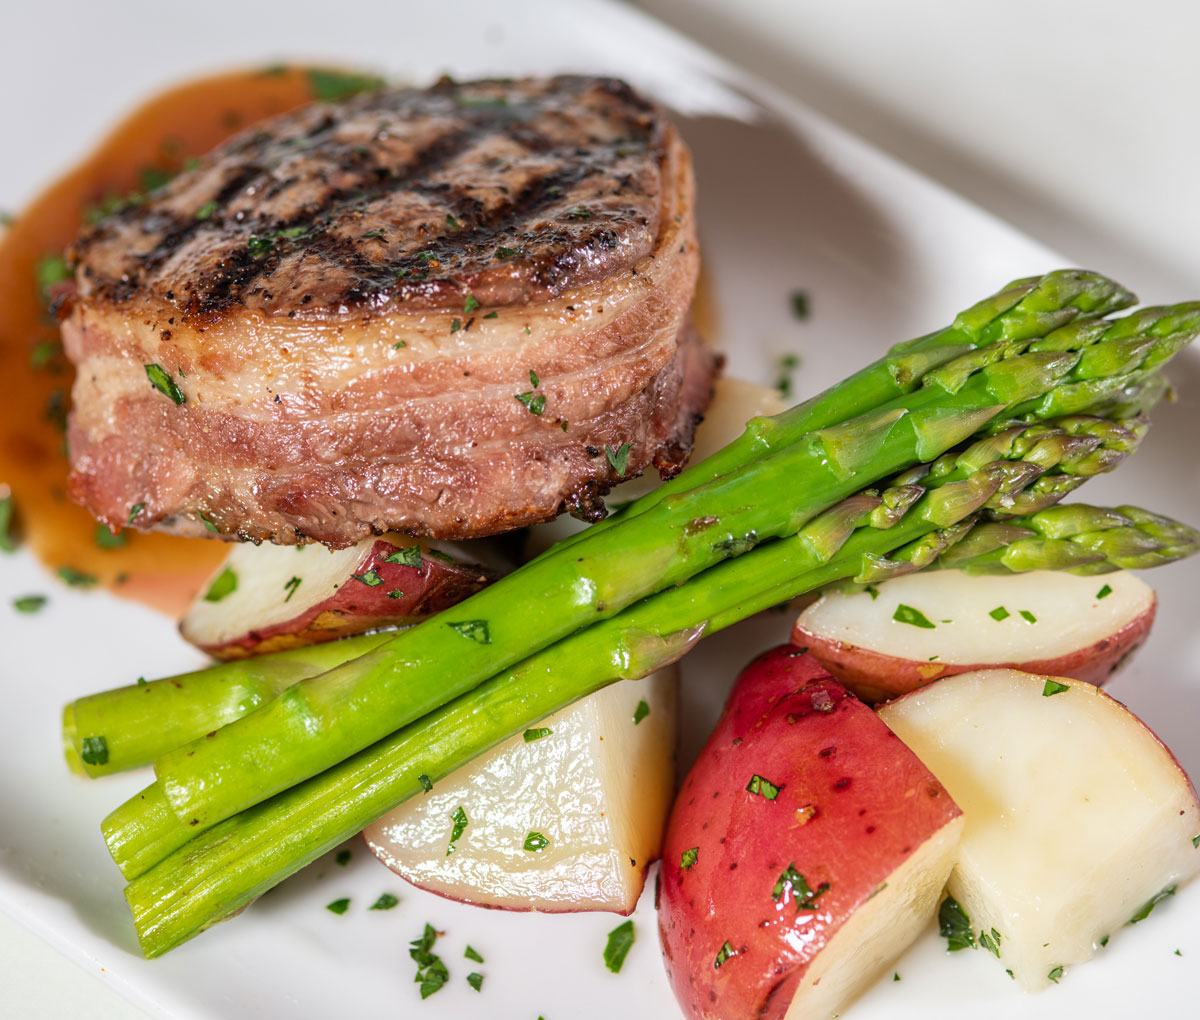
[657,646,961,1020]
[792,600,1156,705]
[199,540,497,659]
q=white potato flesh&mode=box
[364,668,677,913]
[878,669,1200,990]
[784,817,963,1020]
[802,568,1152,663]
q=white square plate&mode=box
[2,2,1197,1017]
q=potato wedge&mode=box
[657,647,963,1020]
[363,668,677,913]
[878,668,1200,990]
[794,568,1154,703]
[180,536,506,658]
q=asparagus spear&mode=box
[124,491,1196,957]
[152,302,1198,833]
[105,412,1145,880]
[557,268,1132,546]
[64,634,392,777]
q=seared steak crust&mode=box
[73,76,666,317]
[64,76,714,547]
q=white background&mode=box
[3,1,1199,1016]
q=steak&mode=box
[63,75,716,547]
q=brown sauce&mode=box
[0,68,317,616]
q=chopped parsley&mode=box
[523,727,553,742]
[1042,678,1070,697]
[979,927,1002,957]
[603,920,635,973]
[450,318,462,334]
[370,893,399,910]
[495,246,521,259]
[523,831,550,852]
[30,340,59,369]
[566,206,592,220]
[776,353,800,399]
[447,619,491,644]
[417,774,434,793]
[466,972,483,992]
[713,941,735,968]
[680,847,698,871]
[1047,965,1064,984]
[893,604,936,629]
[1097,584,1113,600]
[36,253,71,297]
[937,894,975,951]
[989,606,1010,621]
[335,849,351,866]
[195,201,218,221]
[352,568,384,587]
[360,228,385,239]
[392,340,407,349]
[790,290,810,320]
[283,576,302,602]
[80,735,109,766]
[771,863,830,911]
[1019,609,1037,623]
[198,512,219,533]
[203,567,238,603]
[445,805,469,856]
[13,595,47,614]
[246,234,276,257]
[515,391,546,415]
[307,68,386,102]
[746,774,781,800]
[1193,833,1200,849]
[93,524,126,549]
[326,897,350,915]
[632,699,650,725]
[386,589,405,599]
[144,363,186,404]
[605,442,632,475]
[127,502,146,525]
[864,584,880,600]
[409,924,450,999]
[446,214,462,231]
[483,310,499,319]
[1130,885,1176,923]
[427,549,456,564]
[529,369,540,387]
[56,566,98,588]
[463,294,480,314]
[464,945,484,963]
[385,545,424,569]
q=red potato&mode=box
[658,647,964,1020]
[180,536,507,659]
[878,669,1200,990]
[364,668,677,913]
[793,568,1155,703]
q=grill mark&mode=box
[186,123,487,310]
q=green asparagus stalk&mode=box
[151,301,1198,834]
[64,634,393,777]
[124,490,1197,957]
[566,268,1132,542]
[105,412,1146,880]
